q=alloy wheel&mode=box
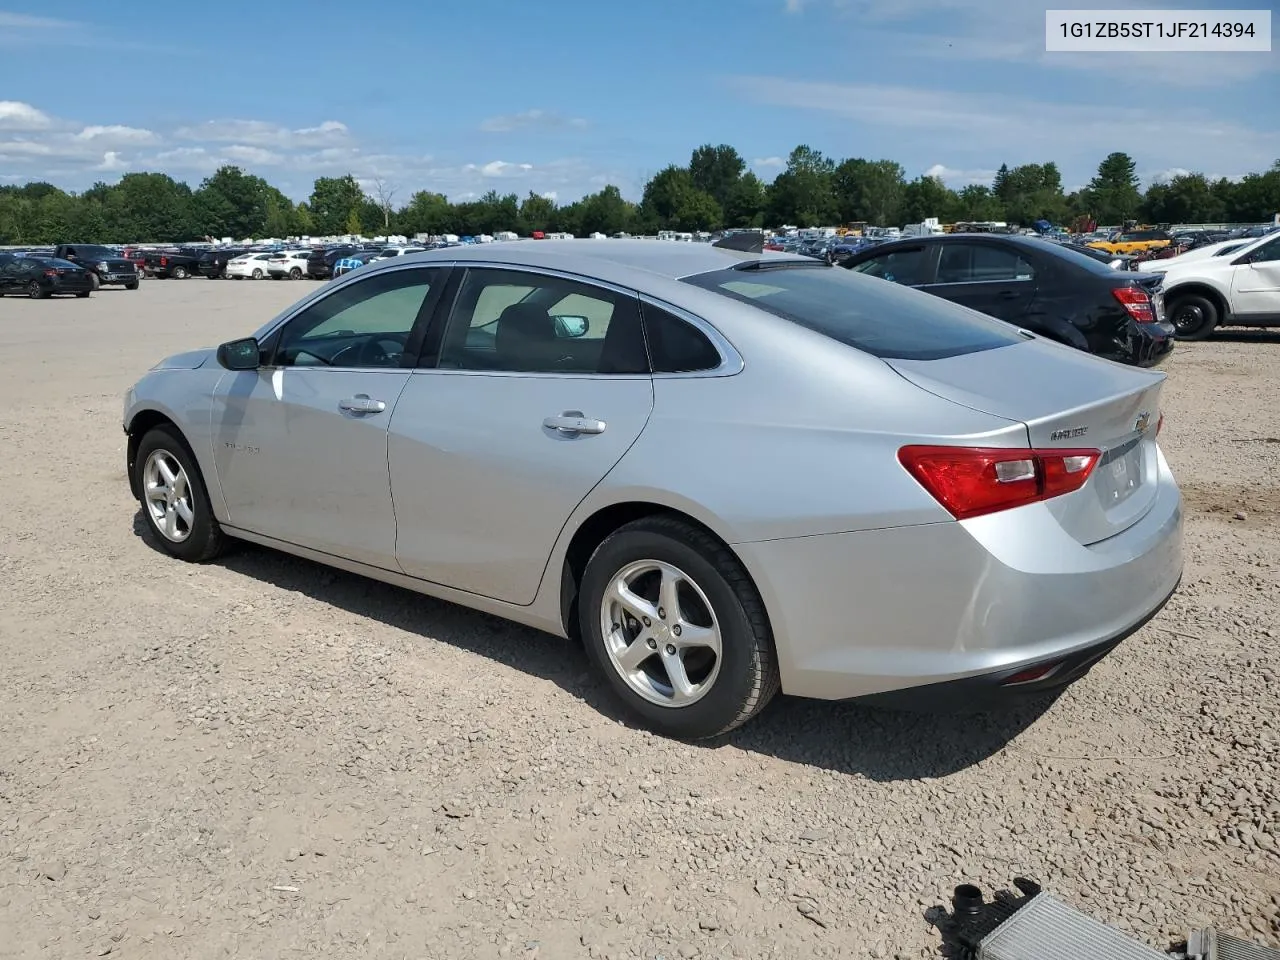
[142,449,195,543]
[599,560,722,707]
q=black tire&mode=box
[289,267,302,280]
[89,272,101,291]
[578,516,780,739]
[27,280,47,299]
[76,291,90,298]
[1169,293,1218,341]
[125,280,139,290]
[172,265,188,279]
[252,268,263,279]
[132,424,228,563]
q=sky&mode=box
[1,0,1277,204]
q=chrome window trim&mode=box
[922,277,1035,288]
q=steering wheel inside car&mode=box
[330,333,409,368]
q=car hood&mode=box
[151,348,214,370]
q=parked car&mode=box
[265,250,312,279]
[1137,238,1253,273]
[144,248,204,279]
[123,240,1183,739]
[199,248,250,279]
[52,244,139,290]
[0,253,94,298]
[225,252,278,280]
[368,245,426,262]
[1086,229,1173,256]
[840,233,1174,366]
[1143,231,1280,339]
[306,245,356,280]
[331,250,381,278]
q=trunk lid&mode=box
[888,339,1166,545]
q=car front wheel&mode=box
[133,425,228,562]
[579,516,780,739]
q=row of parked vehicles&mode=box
[0,244,140,298]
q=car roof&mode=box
[383,239,811,282]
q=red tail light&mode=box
[160,256,168,266]
[1113,286,1155,323]
[43,268,58,277]
[898,445,1101,520]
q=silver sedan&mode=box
[123,239,1183,739]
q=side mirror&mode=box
[553,315,590,338]
[217,337,262,370]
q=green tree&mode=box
[639,165,722,230]
[900,175,957,223]
[579,184,635,235]
[193,165,269,238]
[767,145,836,226]
[517,192,555,234]
[723,171,766,227]
[954,184,1005,221]
[107,172,196,241]
[832,158,904,225]
[688,144,746,211]
[309,175,365,235]
[344,206,362,236]
[992,164,1011,203]
[1085,152,1141,224]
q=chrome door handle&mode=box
[543,412,606,435]
[338,394,386,414]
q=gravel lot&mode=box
[1,276,1277,960]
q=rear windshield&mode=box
[683,263,1023,361]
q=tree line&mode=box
[1,145,1277,245]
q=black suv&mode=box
[306,245,356,280]
[839,233,1174,367]
[199,248,250,279]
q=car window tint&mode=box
[642,303,722,373]
[1248,236,1280,263]
[274,268,436,368]
[936,244,1035,283]
[683,264,1023,361]
[849,248,926,285]
[439,268,647,374]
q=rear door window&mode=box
[683,263,1023,361]
[935,244,1035,284]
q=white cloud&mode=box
[96,151,127,172]
[541,191,558,201]
[727,75,1280,182]
[480,109,589,133]
[924,164,998,187]
[752,156,786,168]
[0,101,53,130]
[467,160,536,177]
[784,0,806,12]
[223,145,285,165]
[174,119,350,148]
[75,125,158,144]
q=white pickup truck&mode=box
[1139,230,1280,339]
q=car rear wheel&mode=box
[579,516,780,739]
[76,291,90,298]
[133,425,227,563]
[289,267,302,279]
[1170,293,1218,341]
[252,268,263,279]
[172,265,188,279]
[27,281,47,299]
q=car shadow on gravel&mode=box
[1206,329,1280,344]
[133,513,1056,780]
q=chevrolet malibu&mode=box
[123,239,1183,739]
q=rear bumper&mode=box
[734,447,1183,702]
[1128,321,1175,367]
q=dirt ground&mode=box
[1,275,1277,960]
